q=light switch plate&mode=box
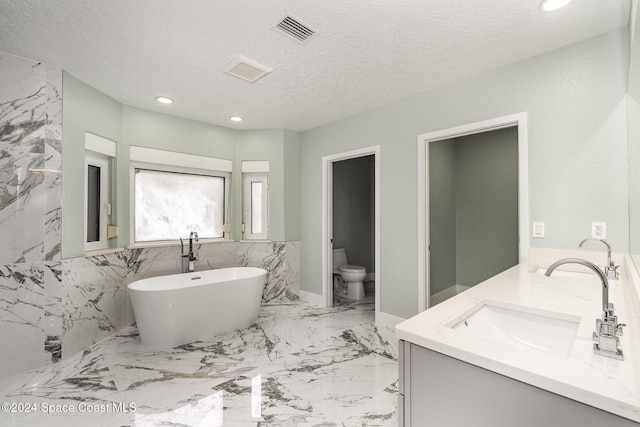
[532,222,545,238]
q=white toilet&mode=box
[332,248,367,300]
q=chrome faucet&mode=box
[180,231,199,273]
[545,258,625,360]
[578,238,619,280]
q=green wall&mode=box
[62,80,301,257]
[454,128,519,287]
[300,29,629,319]
[61,72,123,257]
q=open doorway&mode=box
[322,146,381,321]
[417,113,529,311]
[332,155,375,306]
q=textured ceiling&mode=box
[0,0,631,132]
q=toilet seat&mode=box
[339,265,366,273]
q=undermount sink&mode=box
[531,267,597,280]
[446,300,580,359]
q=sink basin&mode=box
[531,267,596,280]
[446,300,580,359]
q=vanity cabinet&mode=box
[398,340,640,427]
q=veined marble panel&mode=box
[61,253,133,358]
[43,261,62,364]
[0,263,45,377]
[0,54,47,264]
[127,247,182,281]
[237,241,300,303]
[43,65,63,262]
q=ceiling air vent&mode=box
[221,56,273,83]
[273,14,318,44]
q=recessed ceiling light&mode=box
[539,0,573,12]
[230,116,243,122]
[156,96,173,104]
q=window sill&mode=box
[128,238,235,250]
[83,247,126,257]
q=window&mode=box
[84,132,116,252]
[130,146,233,244]
[134,169,226,242]
[243,173,268,240]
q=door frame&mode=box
[322,146,381,320]
[417,113,529,312]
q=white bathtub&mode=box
[128,267,267,347]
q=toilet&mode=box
[332,248,367,300]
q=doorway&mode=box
[417,113,529,311]
[332,155,375,306]
[322,146,381,321]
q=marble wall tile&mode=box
[127,247,182,281]
[43,261,63,364]
[0,54,47,265]
[44,65,62,262]
[237,241,300,303]
[0,263,45,377]
[61,253,133,358]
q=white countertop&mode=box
[396,262,640,423]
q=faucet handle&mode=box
[606,264,619,280]
[616,323,626,337]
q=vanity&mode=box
[395,260,640,426]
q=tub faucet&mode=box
[545,258,625,360]
[180,231,199,273]
[578,238,619,280]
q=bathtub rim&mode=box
[128,267,267,292]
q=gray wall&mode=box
[332,155,375,273]
[62,85,301,257]
[300,29,628,319]
[283,130,301,241]
[455,128,519,287]
[61,72,123,257]
[429,140,457,295]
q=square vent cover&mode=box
[273,13,318,44]
[221,56,273,83]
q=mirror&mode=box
[629,5,640,272]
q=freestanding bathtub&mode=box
[128,267,267,347]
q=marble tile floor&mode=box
[0,302,398,426]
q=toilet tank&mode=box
[332,248,349,271]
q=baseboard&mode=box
[298,290,326,307]
[376,311,405,329]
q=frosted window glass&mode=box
[134,169,225,242]
[251,182,263,234]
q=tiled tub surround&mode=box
[0,53,63,376]
[2,240,300,378]
[396,261,640,423]
[0,302,397,426]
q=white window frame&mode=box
[242,173,269,240]
[84,132,116,253]
[84,152,110,252]
[129,146,233,245]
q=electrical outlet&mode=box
[592,222,606,239]
[532,222,545,238]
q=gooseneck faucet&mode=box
[578,238,619,280]
[180,231,199,273]
[545,258,625,360]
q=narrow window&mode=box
[243,174,268,240]
[84,153,110,251]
